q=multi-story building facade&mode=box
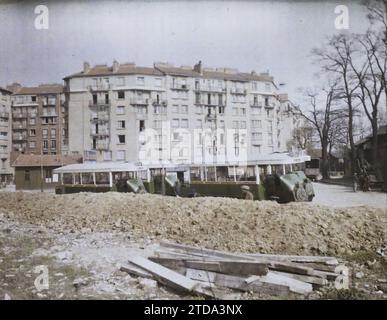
[0,87,13,184]
[10,84,68,157]
[64,61,296,164]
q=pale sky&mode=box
[0,0,370,103]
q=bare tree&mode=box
[295,82,344,179]
[312,35,360,176]
[287,125,314,153]
[348,30,386,178]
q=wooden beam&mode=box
[120,263,153,279]
[271,271,328,287]
[186,269,312,296]
[127,256,214,298]
[150,257,268,276]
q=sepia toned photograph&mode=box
[0,0,386,307]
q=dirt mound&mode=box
[0,192,385,257]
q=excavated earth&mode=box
[1,191,386,300]
[0,191,385,256]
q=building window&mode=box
[43,140,48,149]
[118,91,125,99]
[103,151,112,161]
[42,129,48,138]
[265,97,269,107]
[51,140,56,149]
[29,118,36,125]
[116,150,126,161]
[172,105,179,113]
[172,119,179,128]
[117,120,125,129]
[116,106,125,114]
[31,96,36,102]
[137,77,145,86]
[30,129,36,136]
[51,128,56,138]
[24,170,30,181]
[29,141,36,148]
[155,78,162,87]
[118,135,125,144]
[181,119,189,128]
[117,77,125,86]
[240,121,246,129]
[181,105,188,114]
[196,119,202,128]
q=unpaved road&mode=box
[312,183,387,209]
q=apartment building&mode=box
[0,87,13,183]
[10,84,68,158]
[64,61,297,164]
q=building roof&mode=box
[12,154,82,168]
[12,84,64,95]
[355,125,387,146]
[0,87,12,95]
[63,61,275,83]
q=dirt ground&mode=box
[0,191,386,300]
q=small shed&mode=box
[12,154,82,190]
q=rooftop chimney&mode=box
[83,62,91,73]
[6,82,21,93]
[112,60,119,72]
[193,60,203,74]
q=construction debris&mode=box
[120,241,350,298]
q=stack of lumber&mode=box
[120,241,349,298]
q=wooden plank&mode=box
[159,241,340,267]
[186,268,291,296]
[295,263,343,273]
[120,263,153,279]
[266,261,316,276]
[258,272,313,295]
[159,241,257,261]
[127,256,214,298]
[271,271,328,287]
[187,260,268,276]
[312,270,345,281]
[150,257,268,276]
[246,253,339,265]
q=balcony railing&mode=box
[96,142,109,150]
[194,86,226,93]
[251,101,263,108]
[88,84,111,91]
[12,123,27,130]
[170,84,190,91]
[151,99,168,106]
[89,101,111,108]
[230,88,247,95]
[0,112,9,119]
[12,134,27,141]
[0,150,8,158]
[12,112,28,119]
[130,98,149,105]
[40,111,58,117]
[90,112,109,122]
[91,129,110,137]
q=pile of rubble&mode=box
[0,191,385,257]
[121,241,349,298]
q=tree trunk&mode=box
[371,121,382,180]
[347,102,356,176]
[321,140,329,179]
